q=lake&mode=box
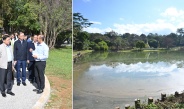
[73,51,184,109]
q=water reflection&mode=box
[73,51,184,109]
[78,61,184,98]
[89,62,182,78]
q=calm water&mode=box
[74,51,184,109]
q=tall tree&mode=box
[1,0,72,48]
[75,31,90,50]
[136,41,145,50]
[38,0,72,48]
[73,13,92,50]
[98,41,108,51]
[73,13,92,36]
[148,39,158,48]
[177,28,184,45]
[140,34,147,43]
[114,36,123,50]
[162,36,174,49]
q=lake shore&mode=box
[73,50,184,109]
[73,47,184,57]
[73,50,93,56]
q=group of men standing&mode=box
[0,32,49,97]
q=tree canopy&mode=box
[73,13,184,51]
[0,0,72,48]
[136,41,145,50]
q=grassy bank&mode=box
[73,49,166,55]
[73,50,93,57]
[46,48,72,79]
[45,48,72,109]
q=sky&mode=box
[73,0,184,35]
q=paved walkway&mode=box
[0,72,43,109]
[0,80,42,109]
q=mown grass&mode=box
[46,48,72,79]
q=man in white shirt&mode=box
[32,35,49,94]
[0,35,15,97]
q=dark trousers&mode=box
[34,61,46,90]
[16,60,27,83]
[0,62,13,93]
[28,61,35,81]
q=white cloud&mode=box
[113,22,176,35]
[156,19,165,23]
[84,21,176,35]
[83,27,113,33]
[161,7,184,17]
[84,7,184,35]
[90,21,102,25]
[177,22,184,28]
[89,61,183,77]
[83,27,103,33]
[161,7,184,23]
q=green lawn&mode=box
[46,48,72,79]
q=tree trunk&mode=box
[47,29,57,48]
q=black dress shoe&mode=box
[37,90,43,94]
[33,89,38,92]
[1,93,6,97]
[22,82,26,86]
[7,92,15,96]
[17,83,20,86]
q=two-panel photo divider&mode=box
[1,0,184,109]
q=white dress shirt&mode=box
[6,45,12,62]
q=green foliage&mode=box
[168,94,175,102]
[148,39,159,48]
[162,36,174,49]
[75,31,90,50]
[73,13,184,51]
[177,28,184,36]
[0,0,40,33]
[73,13,93,50]
[1,0,72,48]
[9,1,40,32]
[136,41,145,50]
[141,103,159,109]
[83,39,90,50]
[0,20,2,27]
[73,13,93,35]
[175,103,184,108]
[114,36,123,50]
[94,43,100,51]
[95,41,108,51]
[89,41,96,50]
[56,30,72,45]
[40,0,72,48]
[78,32,90,42]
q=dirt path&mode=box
[45,75,72,109]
